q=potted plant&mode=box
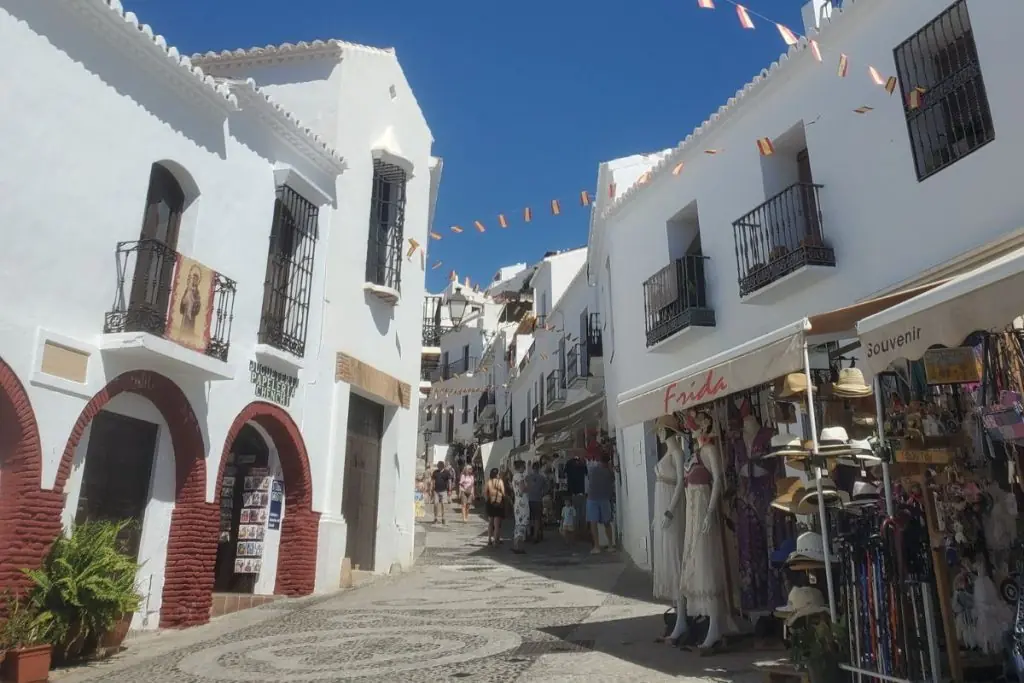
[0,598,55,683]
[23,520,142,663]
[788,616,849,683]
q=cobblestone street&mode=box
[51,512,775,682]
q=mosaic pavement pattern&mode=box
[52,516,766,682]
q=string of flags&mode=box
[422,0,930,275]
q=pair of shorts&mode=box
[586,499,613,524]
[485,502,504,519]
[432,492,448,504]
[528,501,543,521]
[457,490,473,504]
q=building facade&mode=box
[589,0,1024,568]
[0,0,436,630]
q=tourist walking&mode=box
[429,460,452,525]
[586,454,616,554]
[511,460,529,554]
[458,465,475,523]
[484,468,506,546]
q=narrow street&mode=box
[52,511,769,683]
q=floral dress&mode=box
[513,471,530,542]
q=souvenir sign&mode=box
[894,448,954,465]
[922,347,981,385]
[233,558,262,574]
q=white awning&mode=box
[857,245,1024,375]
[616,283,943,427]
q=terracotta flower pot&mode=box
[96,614,132,657]
[1,644,52,683]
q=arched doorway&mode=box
[216,402,319,599]
[0,358,57,600]
[53,370,215,629]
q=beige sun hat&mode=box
[795,477,850,515]
[832,367,873,397]
[775,586,830,626]
[776,373,815,399]
[768,433,808,458]
[655,414,686,434]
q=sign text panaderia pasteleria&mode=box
[249,360,298,407]
[864,326,922,360]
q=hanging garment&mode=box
[680,482,727,616]
[733,428,778,611]
[512,471,529,543]
[653,451,684,600]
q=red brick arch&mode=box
[53,370,216,629]
[217,402,319,596]
[0,358,61,601]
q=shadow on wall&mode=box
[364,291,395,337]
[6,0,227,157]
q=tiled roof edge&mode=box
[191,39,395,66]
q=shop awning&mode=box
[616,282,945,427]
[534,393,605,438]
[857,245,1024,375]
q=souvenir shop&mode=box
[635,259,1024,683]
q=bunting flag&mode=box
[868,66,885,87]
[550,199,561,215]
[908,89,923,109]
[498,213,509,228]
[420,248,425,271]
[448,270,457,282]
[451,225,463,233]
[838,53,849,77]
[776,23,798,46]
[430,231,442,240]
[735,4,755,29]
[406,237,420,259]
[697,0,715,8]
[524,206,533,222]
[756,137,775,156]
[854,106,874,114]
[809,39,822,62]
[474,220,486,233]
[672,162,685,176]
[704,149,720,155]
[464,276,471,287]
[885,76,898,95]
[608,182,616,198]
[431,260,442,270]
[638,170,652,184]
[580,190,591,206]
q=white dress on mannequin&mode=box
[679,441,727,617]
[652,435,685,600]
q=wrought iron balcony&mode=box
[732,182,834,298]
[422,323,453,348]
[587,313,603,357]
[642,254,715,347]
[499,408,513,439]
[566,344,580,385]
[444,355,477,379]
[477,389,495,416]
[420,357,440,382]
[518,341,535,373]
[104,239,236,361]
[546,370,566,407]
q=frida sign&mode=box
[663,370,728,414]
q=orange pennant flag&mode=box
[448,270,457,282]
[580,190,591,206]
[697,0,714,8]
[735,4,755,29]
[838,53,849,78]
[432,260,442,270]
[908,89,923,109]
[608,182,616,198]
[809,39,822,62]
[406,237,420,259]
[704,149,720,155]
[474,220,486,233]
[451,225,463,233]
[524,206,533,222]
[885,76,898,95]
[550,199,561,215]
[868,66,885,86]
[429,231,442,240]
[498,214,508,228]
[853,106,874,114]
[756,137,775,156]
[672,162,685,175]
[637,170,652,184]
[776,24,798,46]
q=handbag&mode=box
[980,391,1024,443]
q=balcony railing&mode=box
[546,370,566,406]
[104,239,236,361]
[518,341,536,373]
[566,344,580,385]
[587,313,603,357]
[499,408,513,439]
[477,389,495,416]
[642,254,715,347]
[422,323,453,348]
[443,355,477,379]
[420,357,440,382]
[732,182,834,297]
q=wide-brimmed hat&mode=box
[767,433,808,458]
[795,478,849,515]
[832,367,873,397]
[817,426,851,451]
[776,373,815,400]
[771,478,807,513]
[786,531,837,565]
[844,480,881,508]
[836,439,883,467]
[655,414,686,434]
[775,586,830,625]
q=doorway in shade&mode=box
[343,394,385,571]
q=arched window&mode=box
[128,164,187,327]
[141,163,185,246]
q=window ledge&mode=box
[363,282,400,305]
[254,343,305,372]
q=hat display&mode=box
[795,478,849,515]
[775,586,830,625]
[832,367,873,398]
[655,414,686,434]
[836,439,883,467]
[788,559,827,572]
[786,531,837,565]
[777,373,815,400]
[817,426,851,451]
[768,433,808,458]
[771,478,807,513]
[845,480,881,508]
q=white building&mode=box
[589,0,1024,569]
[0,0,437,630]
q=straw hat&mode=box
[795,477,849,515]
[817,426,851,451]
[788,559,827,572]
[776,373,814,400]
[832,367,873,398]
[771,478,807,513]
[655,414,686,434]
[844,480,881,508]
[767,433,808,458]
[775,586,830,625]
[786,531,837,565]
[835,439,883,467]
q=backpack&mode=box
[488,480,504,505]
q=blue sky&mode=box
[123,0,805,292]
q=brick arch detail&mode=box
[0,358,59,600]
[53,370,215,629]
[217,402,319,597]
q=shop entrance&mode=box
[343,394,384,571]
[214,424,270,594]
[74,410,158,560]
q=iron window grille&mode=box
[566,343,580,384]
[259,185,318,357]
[546,370,566,405]
[894,0,994,181]
[642,254,716,347]
[365,160,407,291]
[105,239,237,361]
[732,182,834,297]
[477,390,495,415]
[420,357,440,382]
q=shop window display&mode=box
[214,425,271,594]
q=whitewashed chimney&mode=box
[801,0,833,34]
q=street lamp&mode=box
[447,290,469,328]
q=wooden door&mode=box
[344,394,385,571]
[796,149,822,243]
[130,164,185,327]
[75,411,159,560]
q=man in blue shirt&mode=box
[586,454,616,554]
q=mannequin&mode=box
[653,424,686,601]
[667,409,729,650]
[734,407,778,611]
